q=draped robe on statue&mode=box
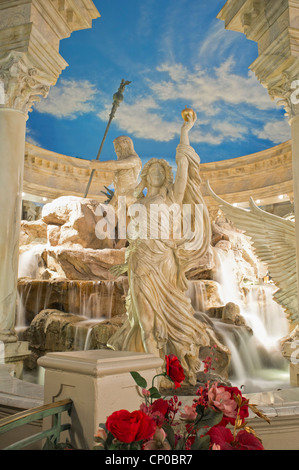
[108,143,212,385]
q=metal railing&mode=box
[0,398,73,450]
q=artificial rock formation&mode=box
[42,196,115,250]
[23,309,127,363]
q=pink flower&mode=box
[212,443,221,450]
[180,405,198,422]
[208,383,237,418]
[143,428,171,451]
[94,427,107,441]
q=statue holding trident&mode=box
[108,109,217,387]
[84,79,134,199]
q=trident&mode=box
[84,79,131,198]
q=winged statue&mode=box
[206,181,298,324]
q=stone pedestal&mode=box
[38,350,163,450]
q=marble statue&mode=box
[108,111,213,386]
[90,136,142,210]
[207,182,298,324]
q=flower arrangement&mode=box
[94,354,269,451]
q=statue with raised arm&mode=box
[90,136,142,210]
[108,111,215,386]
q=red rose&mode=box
[151,398,169,416]
[165,355,185,388]
[149,398,170,427]
[106,409,156,443]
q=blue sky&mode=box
[26,0,291,168]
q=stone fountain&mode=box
[15,114,292,394]
[16,193,290,393]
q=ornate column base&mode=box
[0,340,30,379]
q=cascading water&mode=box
[212,247,290,392]
[16,278,120,329]
[186,281,208,314]
[18,244,46,279]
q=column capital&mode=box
[268,73,299,120]
[0,51,51,116]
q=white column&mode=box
[289,113,299,313]
[0,108,26,342]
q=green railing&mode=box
[0,398,73,450]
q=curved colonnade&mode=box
[23,140,294,219]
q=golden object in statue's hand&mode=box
[181,106,196,122]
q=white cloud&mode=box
[253,119,291,144]
[151,59,274,114]
[98,96,180,142]
[212,121,248,141]
[95,57,280,146]
[35,62,287,149]
[198,21,239,59]
[36,79,97,119]
[25,127,40,146]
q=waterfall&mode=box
[72,318,106,351]
[18,244,46,278]
[186,280,208,313]
[213,248,243,305]
[242,284,289,350]
[16,278,121,329]
[211,248,290,392]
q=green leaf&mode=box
[148,386,161,399]
[130,442,142,450]
[162,423,175,449]
[107,443,119,450]
[191,434,210,450]
[93,444,106,450]
[98,423,107,430]
[175,438,186,450]
[106,431,115,447]
[194,408,223,429]
[130,371,147,389]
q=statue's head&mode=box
[134,158,173,198]
[113,136,135,159]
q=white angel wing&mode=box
[206,181,298,323]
